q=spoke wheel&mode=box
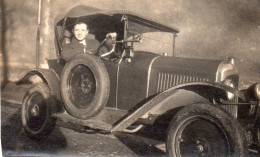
[175,117,230,156]
[61,53,110,119]
[167,103,248,157]
[68,64,96,109]
[22,83,56,139]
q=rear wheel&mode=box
[21,83,56,139]
[167,103,248,157]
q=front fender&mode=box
[112,82,245,132]
[16,68,63,113]
[142,82,245,118]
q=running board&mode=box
[53,94,167,133]
[53,112,112,131]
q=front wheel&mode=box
[167,103,248,157]
[21,83,56,139]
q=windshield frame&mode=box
[124,15,177,56]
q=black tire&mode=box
[22,83,56,139]
[60,53,110,119]
[167,103,248,157]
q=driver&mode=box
[61,22,99,62]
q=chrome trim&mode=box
[50,69,61,81]
[216,59,238,82]
[255,83,260,100]
[146,56,161,97]
[115,55,125,108]
[224,79,235,100]
[115,63,121,109]
[123,125,143,133]
[157,73,161,93]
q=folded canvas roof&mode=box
[55,5,179,33]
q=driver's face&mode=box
[73,23,89,41]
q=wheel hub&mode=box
[31,104,40,117]
[196,144,204,152]
[195,140,208,154]
[80,77,93,94]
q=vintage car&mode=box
[17,5,260,156]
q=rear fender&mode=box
[16,68,64,113]
[142,82,245,119]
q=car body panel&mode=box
[105,51,225,111]
[116,52,158,110]
[103,50,237,112]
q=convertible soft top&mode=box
[55,5,179,33]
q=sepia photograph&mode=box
[1,0,260,156]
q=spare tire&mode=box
[61,53,110,119]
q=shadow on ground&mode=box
[114,125,168,156]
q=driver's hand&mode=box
[105,32,117,46]
[106,32,117,40]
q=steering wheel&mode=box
[97,34,121,59]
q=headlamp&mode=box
[254,83,260,100]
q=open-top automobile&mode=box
[17,5,260,156]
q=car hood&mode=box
[134,51,223,83]
[152,55,222,76]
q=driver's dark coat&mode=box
[61,37,99,62]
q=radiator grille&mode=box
[156,73,209,93]
[156,73,238,118]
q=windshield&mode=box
[127,21,174,56]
